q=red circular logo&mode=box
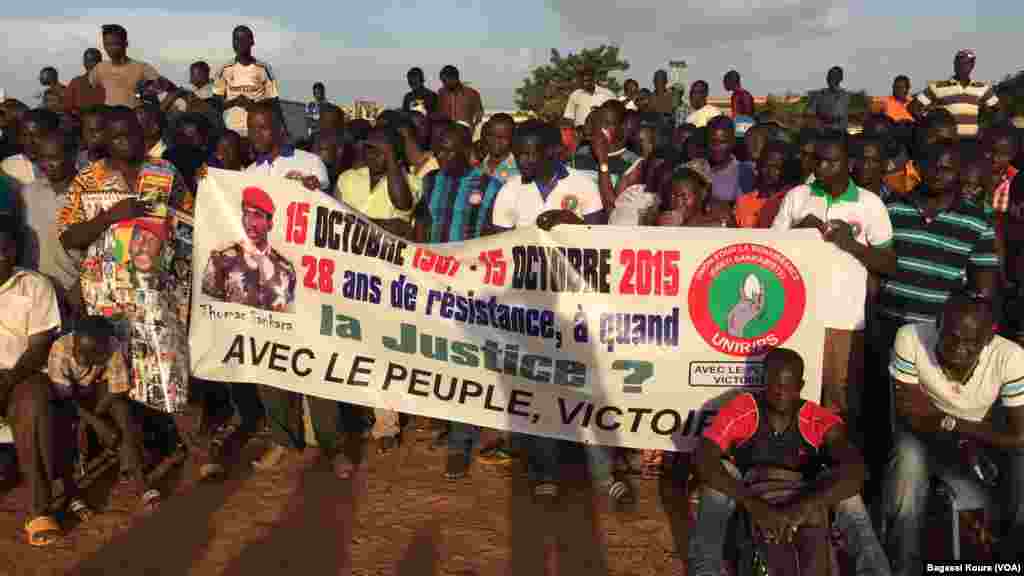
[688,243,806,357]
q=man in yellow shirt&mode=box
[334,126,420,453]
[335,127,422,238]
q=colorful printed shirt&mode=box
[48,333,131,399]
[56,159,190,414]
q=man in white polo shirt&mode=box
[491,120,604,230]
[887,293,1024,573]
[490,120,635,507]
[771,129,897,438]
[563,67,614,135]
[244,101,328,192]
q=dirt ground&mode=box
[0,429,692,576]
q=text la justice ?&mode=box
[320,304,589,388]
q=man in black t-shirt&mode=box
[402,67,438,115]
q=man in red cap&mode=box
[201,185,295,313]
[910,49,1001,140]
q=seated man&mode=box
[693,348,871,576]
[886,291,1024,573]
[47,315,160,508]
[0,220,84,546]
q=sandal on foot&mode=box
[533,482,559,502]
[69,498,94,523]
[141,489,162,511]
[332,453,355,480]
[478,446,517,466]
[607,479,635,506]
[252,444,289,471]
[443,452,469,480]
[24,516,61,547]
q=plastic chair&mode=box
[932,470,994,560]
[886,377,997,560]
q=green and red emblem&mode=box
[688,243,806,357]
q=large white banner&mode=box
[190,169,830,451]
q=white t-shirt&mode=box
[686,104,724,128]
[890,323,1024,422]
[0,270,60,370]
[771,180,893,330]
[491,169,603,229]
[564,86,615,127]
[245,146,329,192]
[19,181,81,291]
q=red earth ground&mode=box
[0,429,693,576]
[0,427,992,576]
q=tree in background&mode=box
[996,72,1024,120]
[514,46,629,121]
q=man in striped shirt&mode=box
[878,142,999,326]
[866,142,999,483]
[910,49,1000,140]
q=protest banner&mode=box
[190,169,830,451]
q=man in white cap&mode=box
[910,49,1001,140]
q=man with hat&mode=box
[201,185,295,313]
[910,49,1001,140]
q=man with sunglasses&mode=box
[885,290,1024,573]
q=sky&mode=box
[0,1,1016,110]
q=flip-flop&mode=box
[141,489,161,512]
[69,498,95,523]
[252,444,288,471]
[199,463,225,482]
[24,516,61,547]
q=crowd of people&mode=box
[0,21,1022,576]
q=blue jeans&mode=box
[447,422,480,456]
[884,427,1024,575]
[688,460,891,576]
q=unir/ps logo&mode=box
[688,243,807,357]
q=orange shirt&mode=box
[883,160,921,199]
[734,189,787,228]
[883,96,913,123]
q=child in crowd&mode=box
[48,316,162,510]
[734,140,790,228]
[960,145,994,208]
[850,136,888,196]
[211,130,242,171]
[985,125,1020,215]
[657,159,735,228]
